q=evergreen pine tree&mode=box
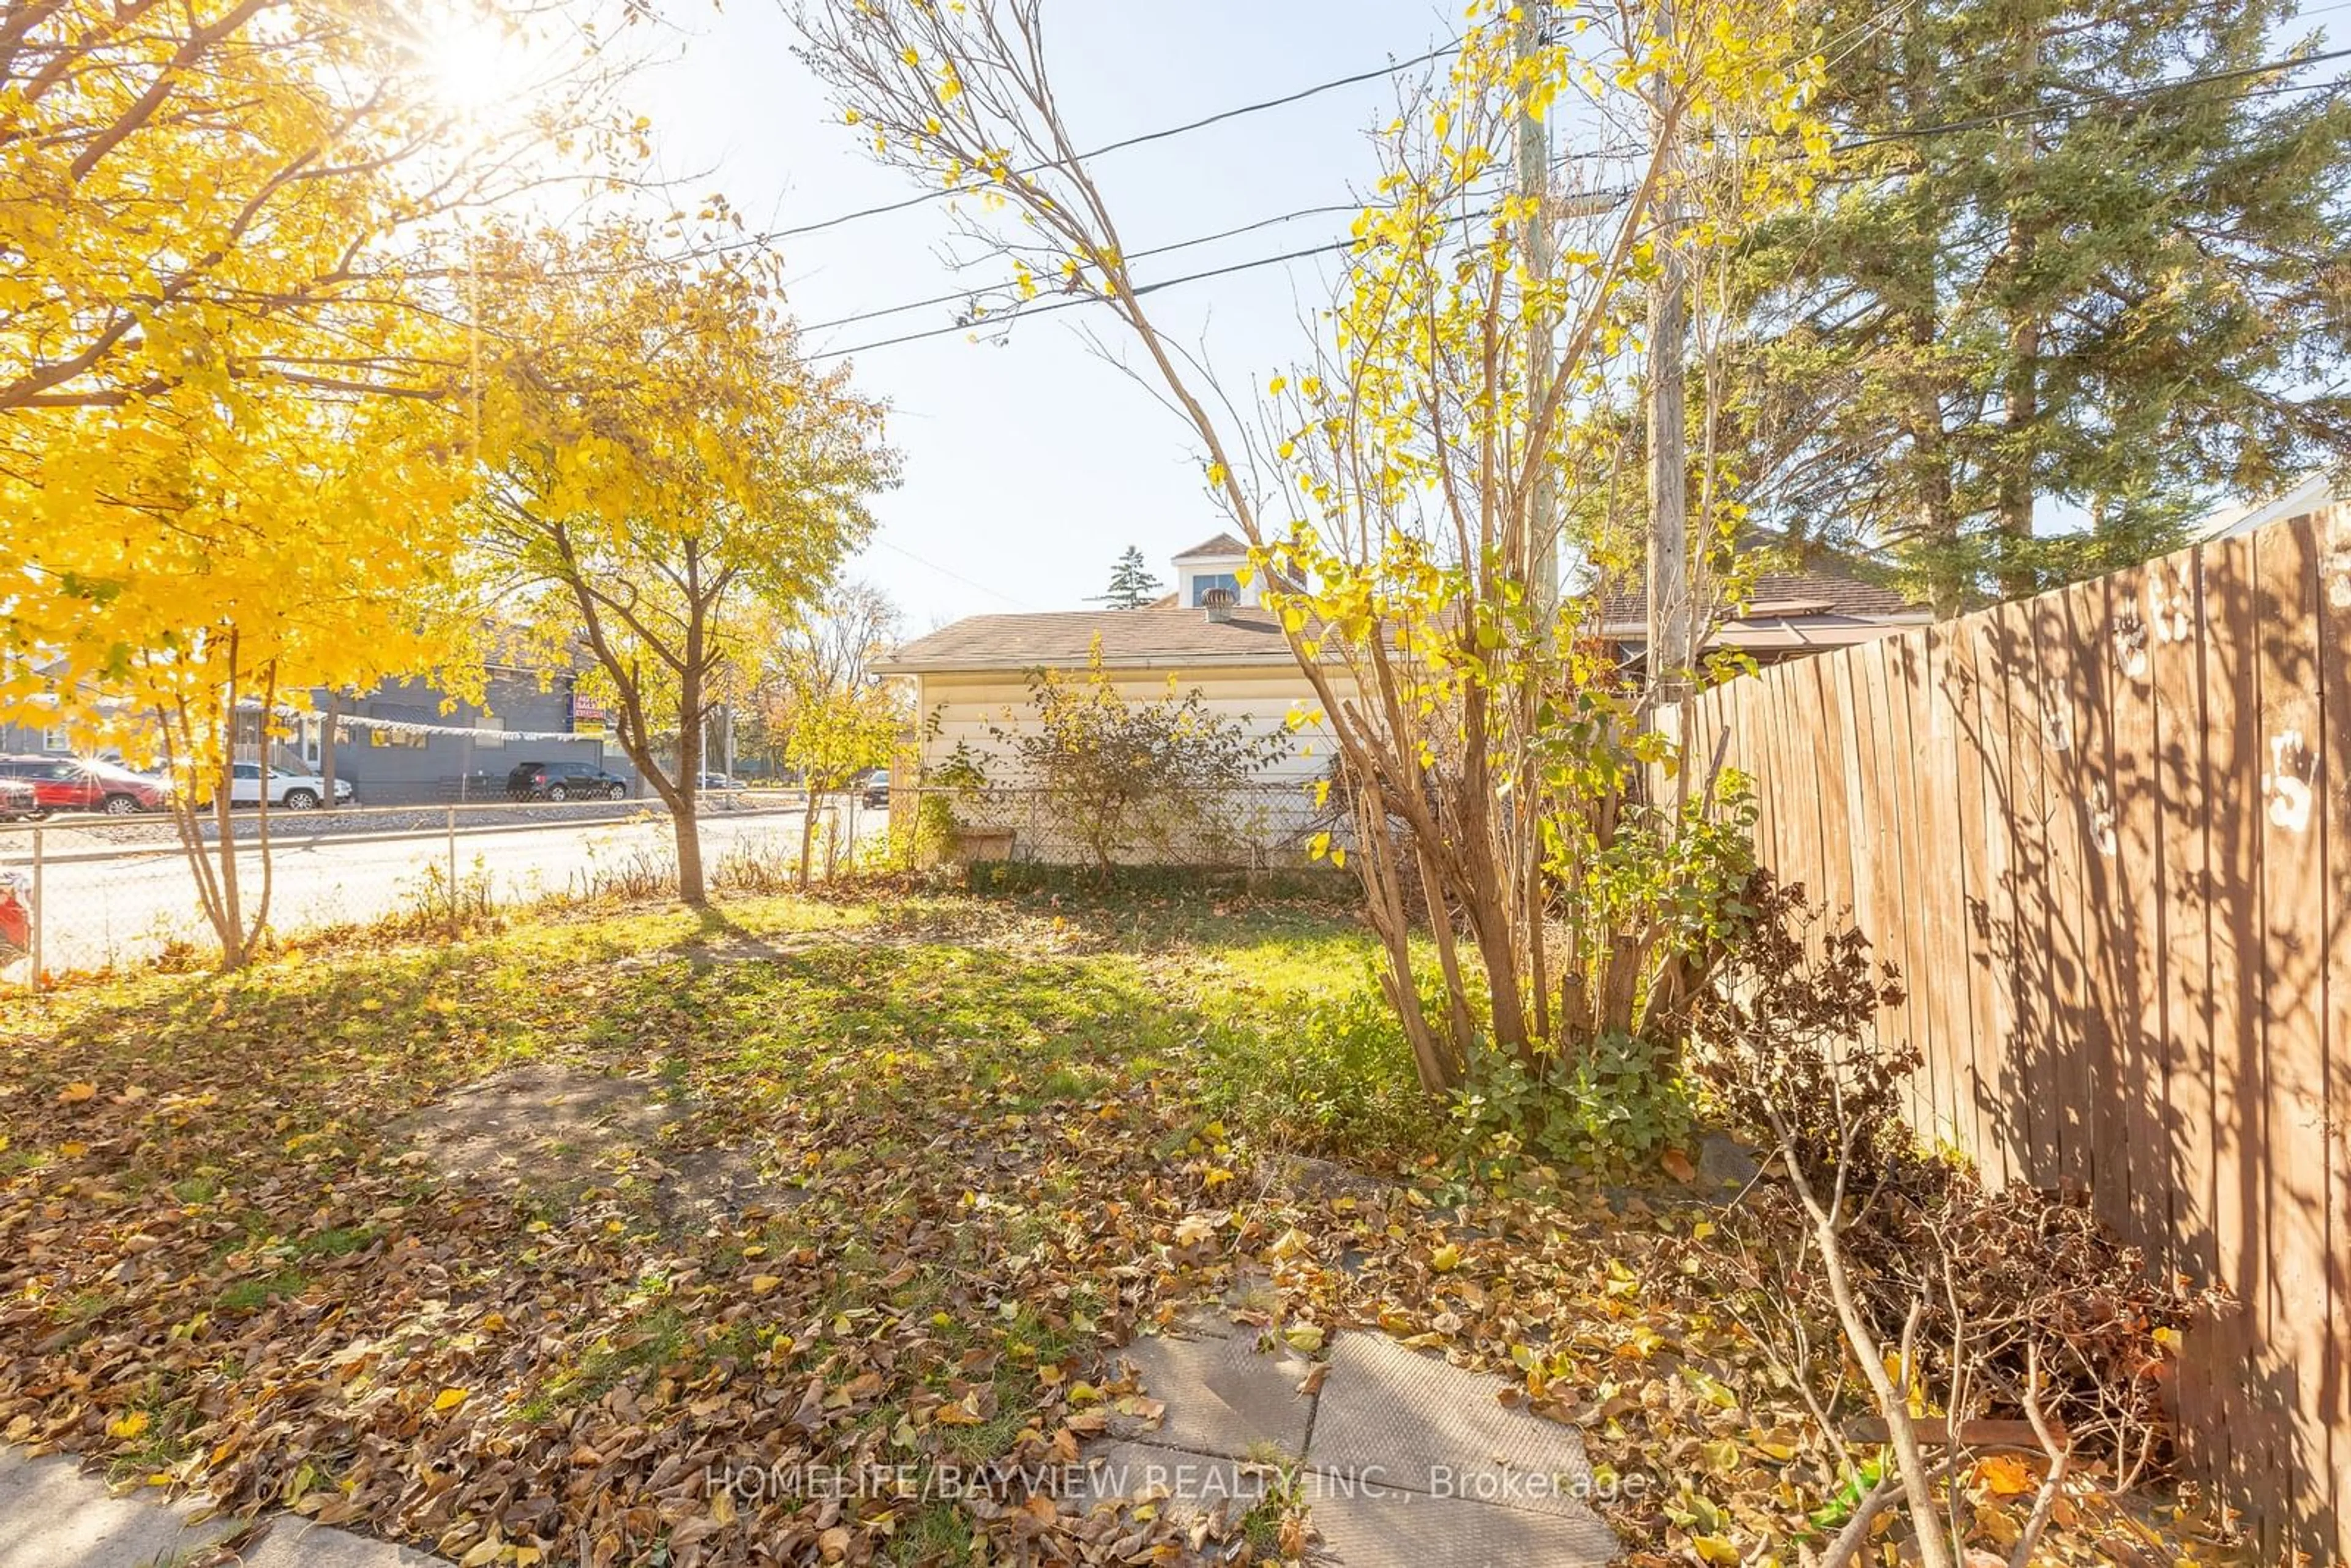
[1089,546,1165,609]
[1736,0,2351,610]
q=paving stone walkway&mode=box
[2,1307,1618,1568]
[0,1447,439,1568]
[1089,1311,1620,1567]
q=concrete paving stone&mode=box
[0,1449,242,1568]
[0,1447,444,1568]
[236,1520,447,1567]
[1307,1485,1618,1568]
[1164,1266,1280,1340]
[1697,1131,1763,1190]
[1072,1439,1274,1523]
[1305,1334,1607,1523]
[1111,1330,1316,1459]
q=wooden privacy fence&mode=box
[1677,508,2351,1558]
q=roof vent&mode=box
[1201,586,1237,623]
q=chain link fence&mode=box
[0,790,872,985]
[0,779,1344,986]
[896,781,1345,871]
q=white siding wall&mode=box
[908,664,1334,785]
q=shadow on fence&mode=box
[1678,506,2350,1559]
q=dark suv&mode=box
[506,760,630,801]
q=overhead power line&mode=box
[797,200,1373,335]
[1837,40,2351,149]
[798,141,1652,337]
[768,38,1463,243]
[868,538,1041,610]
[808,218,1498,359]
[806,48,2351,361]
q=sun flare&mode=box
[412,6,536,122]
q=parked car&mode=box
[697,771,740,791]
[228,761,354,810]
[0,756,168,816]
[0,777,36,820]
[858,768,890,810]
[506,760,630,801]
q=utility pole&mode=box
[1646,0,1692,710]
[1517,1,1558,642]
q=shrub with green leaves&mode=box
[1450,1034,1697,1184]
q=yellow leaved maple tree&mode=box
[467,220,896,904]
[0,0,636,966]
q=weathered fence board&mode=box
[1681,509,2350,1556]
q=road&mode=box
[4,805,876,975]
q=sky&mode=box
[626,1,1469,632]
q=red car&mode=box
[0,756,169,816]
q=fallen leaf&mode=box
[1279,1512,1309,1556]
[1973,1452,2039,1498]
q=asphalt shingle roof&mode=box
[877,604,1296,673]
[882,566,1922,675]
[1596,569,1919,631]
[1171,531,1250,561]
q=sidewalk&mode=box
[0,797,810,869]
[0,1447,445,1568]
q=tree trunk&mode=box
[676,651,707,906]
[1997,313,2041,599]
[1895,3,1965,616]
[213,765,244,970]
[1901,305,1962,613]
[1995,15,2044,602]
[799,795,818,885]
[673,803,705,906]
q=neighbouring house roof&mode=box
[1171,531,1251,561]
[1597,568,1928,651]
[876,604,1298,674]
[887,564,1924,677]
[2196,473,2336,543]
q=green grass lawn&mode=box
[0,887,2242,1568]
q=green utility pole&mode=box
[1517,1,1558,640]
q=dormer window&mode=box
[1189,571,1240,607]
[1169,531,1261,610]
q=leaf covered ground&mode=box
[0,889,2251,1567]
